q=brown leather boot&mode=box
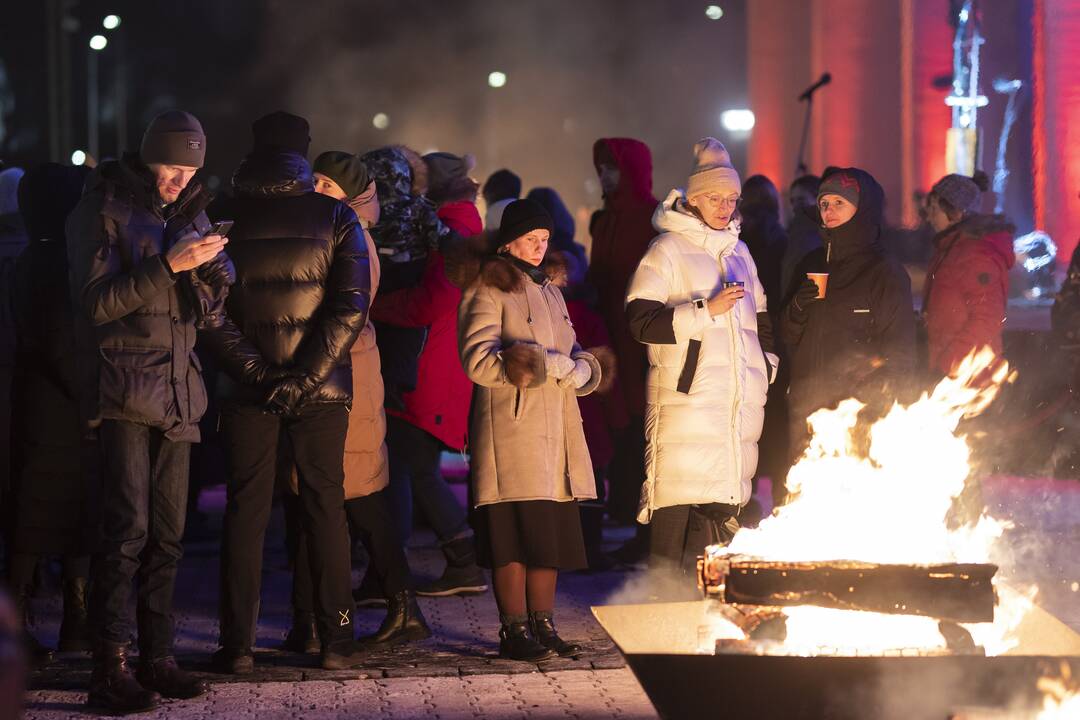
[136,656,209,699]
[87,641,160,713]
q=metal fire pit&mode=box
[592,598,1080,719]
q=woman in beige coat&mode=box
[283,152,429,653]
[457,199,601,662]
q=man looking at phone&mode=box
[67,110,232,713]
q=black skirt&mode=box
[474,500,588,570]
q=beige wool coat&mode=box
[457,254,601,508]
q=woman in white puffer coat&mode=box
[625,137,777,575]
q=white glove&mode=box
[546,350,576,380]
[570,358,592,389]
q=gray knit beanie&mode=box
[140,110,206,168]
[931,174,983,214]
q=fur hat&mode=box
[686,137,740,199]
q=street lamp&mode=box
[71,149,87,165]
[103,14,121,30]
[488,71,507,88]
[720,109,755,132]
[705,5,724,20]
[372,112,389,130]
[89,34,107,50]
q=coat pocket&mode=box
[512,387,526,421]
[99,348,173,426]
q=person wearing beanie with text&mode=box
[922,171,1015,378]
[456,198,602,661]
[274,150,429,650]
[781,167,916,463]
[365,150,486,599]
[625,137,777,578]
[65,110,233,712]
[204,112,375,672]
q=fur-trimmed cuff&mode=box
[501,342,546,389]
[569,350,602,396]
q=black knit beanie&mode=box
[495,198,554,251]
[251,111,311,156]
[818,170,860,208]
[313,151,369,199]
[140,110,206,168]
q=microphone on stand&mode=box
[992,77,1022,93]
[798,73,832,101]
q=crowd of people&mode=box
[0,106,1030,713]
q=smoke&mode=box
[602,562,701,607]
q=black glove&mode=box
[791,278,823,318]
[264,375,316,417]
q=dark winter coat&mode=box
[781,211,823,300]
[205,150,370,407]
[923,214,1015,376]
[65,154,230,442]
[7,163,97,555]
[781,168,916,451]
[589,138,657,417]
[740,213,788,324]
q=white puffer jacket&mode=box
[625,189,777,523]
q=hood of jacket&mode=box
[232,150,314,199]
[934,213,1017,270]
[652,188,740,258]
[362,147,414,205]
[594,137,656,210]
[527,187,575,244]
[818,166,885,266]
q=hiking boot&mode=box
[211,647,254,676]
[360,591,431,646]
[87,641,161,714]
[136,656,208,699]
[58,577,92,653]
[498,620,556,662]
[529,611,582,657]
[417,537,488,597]
[281,612,320,654]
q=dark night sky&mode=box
[1,0,749,241]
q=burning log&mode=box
[697,553,998,623]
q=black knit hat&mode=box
[495,198,554,251]
[818,170,860,208]
[140,110,206,168]
[313,151,369,198]
[251,111,310,156]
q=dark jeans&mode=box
[649,503,741,576]
[219,403,355,653]
[384,416,469,546]
[92,420,189,659]
[289,489,413,614]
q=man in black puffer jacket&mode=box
[66,110,233,713]
[781,167,916,462]
[205,112,371,672]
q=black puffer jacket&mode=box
[781,167,915,451]
[65,154,232,441]
[206,150,370,406]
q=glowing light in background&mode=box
[372,112,390,130]
[720,108,755,132]
[89,34,107,50]
[488,71,507,88]
[102,14,121,30]
[71,150,87,166]
[705,5,724,20]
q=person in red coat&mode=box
[588,138,657,559]
[923,171,1015,377]
[367,151,487,598]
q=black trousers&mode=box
[93,420,189,659]
[648,503,741,576]
[219,403,355,653]
[288,488,412,615]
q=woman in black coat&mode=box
[6,162,97,662]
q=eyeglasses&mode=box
[818,198,850,212]
[702,195,743,209]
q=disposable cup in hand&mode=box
[807,272,829,299]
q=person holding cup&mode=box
[781,167,915,465]
[625,137,777,579]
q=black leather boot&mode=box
[282,612,320,654]
[498,617,556,662]
[360,591,431,646]
[87,641,161,713]
[529,610,582,657]
[15,586,53,667]
[58,577,93,653]
[136,656,209,699]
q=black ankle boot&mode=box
[529,611,582,657]
[87,641,161,713]
[498,617,556,662]
[136,656,209,699]
[282,612,320,654]
[360,591,431,646]
[58,577,92,653]
[15,586,54,667]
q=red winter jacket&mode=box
[923,214,1015,375]
[588,138,657,418]
[369,202,481,450]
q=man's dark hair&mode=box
[790,174,822,198]
[482,169,521,205]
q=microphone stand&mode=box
[794,94,814,177]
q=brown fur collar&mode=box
[445,235,570,293]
